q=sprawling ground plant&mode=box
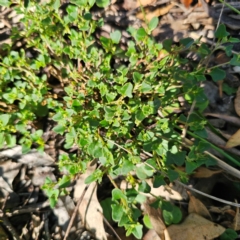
[1,0,240,238]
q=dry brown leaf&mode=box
[232,204,240,230]
[205,128,240,157]
[143,229,161,240]
[235,87,240,116]
[226,129,240,148]
[214,51,231,65]
[136,3,174,21]
[192,167,222,178]
[122,0,156,10]
[209,205,232,215]
[188,193,212,219]
[164,213,225,240]
[180,0,193,8]
[73,162,107,240]
[143,200,166,239]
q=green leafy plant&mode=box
[220,228,238,240]
[1,0,240,238]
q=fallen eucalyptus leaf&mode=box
[234,87,240,116]
[188,193,212,220]
[165,213,225,240]
[226,129,240,148]
[73,162,107,240]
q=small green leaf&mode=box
[225,45,233,57]
[133,72,142,83]
[148,17,159,31]
[88,142,104,158]
[22,143,31,154]
[53,125,66,135]
[171,205,182,224]
[135,194,146,203]
[230,54,240,66]
[118,83,133,98]
[215,24,229,38]
[135,164,153,180]
[153,175,166,188]
[167,169,179,182]
[96,0,110,8]
[143,214,153,229]
[100,36,112,50]
[138,180,151,193]
[163,210,173,225]
[228,37,240,43]
[0,0,10,6]
[111,203,124,221]
[166,151,186,166]
[135,109,145,125]
[71,0,87,6]
[118,213,129,227]
[135,28,147,41]
[198,43,211,56]
[185,160,200,174]
[163,39,172,52]
[141,81,152,93]
[110,30,121,44]
[180,37,194,49]
[83,12,92,20]
[0,114,10,126]
[121,160,134,175]
[84,169,102,184]
[112,189,126,200]
[58,175,71,188]
[131,225,143,239]
[0,132,5,148]
[49,197,58,208]
[24,0,29,8]
[53,0,60,10]
[220,228,238,240]
[209,67,226,82]
[100,198,113,222]
[5,134,16,148]
[88,0,96,7]
[45,176,53,184]
[67,5,78,22]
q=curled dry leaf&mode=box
[136,3,174,21]
[226,129,240,148]
[188,192,212,220]
[192,167,222,178]
[232,205,240,230]
[73,162,107,240]
[122,0,156,11]
[206,128,240,157]
[234,87,240,117]
[143,229,161,240]
[164,213,225,240]
[180,0,193,8]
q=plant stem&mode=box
[174,124,240,167]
